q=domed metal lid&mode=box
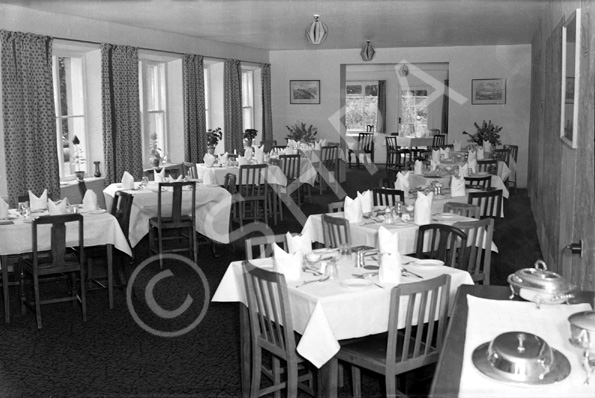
[508,260,575,295]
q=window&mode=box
[242,69,254,130]
[140,61,167,163]
[400,89,428,136]
[53,55,87,179]
[346,82,378,131]
[204,67,210,129]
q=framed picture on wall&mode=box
[290,80,320,104]
[471,78,506,105]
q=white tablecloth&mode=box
[302,211,498,255]
[397,136,435,147]
[459,296,594,398]
[402,173,509,199]
[0,210,132,256]
[212,257,474,368]
[103,182,232,246]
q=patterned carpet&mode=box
[0,167,541,397]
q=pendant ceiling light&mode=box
[361,40,376,61]
[399,64,409,76]
[306,15,328,45]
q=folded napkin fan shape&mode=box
[378,227,402,284]
[29,189,48,211]
[344,195,363,224]
[414,191,433,226]
[357,190,373,214]
[451,175,466,197]
[204,153,216,167]
[286,230,313,255]
[82,190,98,212]
[0,196,8,219]
[121,171,135,190]
[394,171,410,198]
[273,243,303,282]
[48,198,68,215]
[414,160,424,175]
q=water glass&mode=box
[339,244,352,261]
[324,259,338,280]
[140,176,149,189]
[17,201,28,216]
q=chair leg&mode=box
[351,365,362,398]
[33,273,42,329]
[272,356,282,398]
[250,345,262,397]
[80,265,87,322]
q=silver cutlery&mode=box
[296,275,329,288]
[351,273,384,288]
[402,268,423,279]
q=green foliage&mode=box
[206,127,222,146]
[243,129,258,140]
[148,133,162,161]
[285,122,318,143]
[463,120,502,146]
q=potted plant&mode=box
[148,133,162,167]
[286,122,317,144]
[463,120,502,147]
[72,135,85,181]
[243,129,258,147]
[206,127,222,155]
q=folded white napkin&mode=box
[238,156,249,166]
[451,175,466,197]
[468,159,478,174]
[314,141,321,150]
[121,172,135,190]
[29,189,48,211]
[432,149,441,163]
[394,171,410,198]
[244,147,253,160]
[378,252,402,284]
[82,190,98,212]
[414,191,433,226]
[319,138,327,147]
[414,160,424,175]
[154,167,166,183]
[273,243,303,282]
[204,153,216,167]
[378,226,399,257]
[48,198,68,215]
[286,231,312,255]
[219,152,229,167]
[430,160,439,171]
[477,146,485,160]
[440,147,450,159]
[0,197,8,219]
[458,162,469,178]
[344,195,363,224]
[453,140,462,151]
[254,145,264,164]
[357,190,373,214]
[483,141,492,153]
[467,149,477,162]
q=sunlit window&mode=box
[242,69,254,130]
[140,61,167,164]
[400,89,428,136]
[346,82,378,131]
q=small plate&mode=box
[340,278,373,290]
[80,209,107,215]
[436,212,457,218]
[414,259,445,267]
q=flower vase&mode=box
[243,138,253,148]
[152,158,160,167]
[93,161,101,178]
[207,146,216,155]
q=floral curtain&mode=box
[1,30,59,205]
[441,79,449,138]
[261,63,273,142]
[183,54,207,163]
[377,80,386,134]
[224,59,243,153]
[101,43,143,185]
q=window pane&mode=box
[63,116,86,174]
[243,108,253,131]
[148,111,165,155]
[347,85,362,95]
[58,57,84,116]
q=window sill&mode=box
[60,176,105,186]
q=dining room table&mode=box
[212,254,475,397]
[103,181,232,246]
[430,284,595,398]
[302,210,499,256]
[0,208,132,322]
[396,136,435,148]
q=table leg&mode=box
[107,244,113,309]
[2,255,9,323]
[317,356,338,398]
[240,304,250,398]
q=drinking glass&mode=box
[18,201,28,216]
[324,258,338,280]
[339,244,352,261]
[140,176,149,189]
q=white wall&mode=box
[270,45,531,187]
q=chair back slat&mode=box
[33,214,84,268]
[464,175,492,190]
[157,181,196,225]
[373,188,405,207]
[358,132,374,152]
[443,202,480,219]
[492,148,510,165]
[279,154,301,181]
[467,189,503,219]
[432,134,446,147]
[415,224,467,269]
[476,159,498,175]
[245,234,288,260]
[322,214,351,248]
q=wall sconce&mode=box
[305,15,328,45]
[361,40,375,61]
[399,64,409,76]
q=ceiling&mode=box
[1,0,548,51]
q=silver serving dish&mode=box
[569,311,595,355]
[508,260,576,308]
[473,331,571,384]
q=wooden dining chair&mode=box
[464,175,492,190]
[476,159,498,175]
[242,261,316,397]
[245,234,288,260]
[385,136,398,166]
[453,218,494,285]
[432,134,446,147]
[443,202,480,219]
[317,145,339,194]
[372,187,404,207]
[386,148,411,173]
[467,189,503,219]
[492,148,510,166]
[238,164,270,226]
[348,132,374,168]
[337,274,451,397]
[503,144,518,192]
[223,172,240,223]
[19,214,86,329]
[415,224,467,269]
[148,181,197,268]
[182,162,198,180]
[279,153,302,211]
[322,214,351,248]
[327,201,344,213]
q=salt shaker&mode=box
[385,207,393,224]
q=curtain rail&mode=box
[52,36,264,66]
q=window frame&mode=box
[242,68,254,130]
[139,59,168,164]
